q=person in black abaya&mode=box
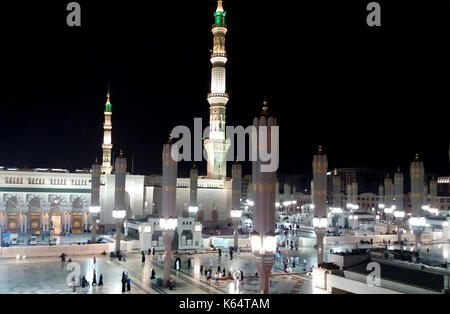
[121,271,126,293]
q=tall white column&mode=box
[313,146,328,266]
[90,162,101,244]
[252,103,277,294]
[410,154,425,216]
[114,151,127,253]
[162,138,178,286]
[232,162,242,249]
[394,169,404,211]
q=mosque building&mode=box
[0,0,240,236]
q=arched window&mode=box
[29,197,41,210]
[197,210,204,222]
[212,210,219,221]
[6,197,19,210]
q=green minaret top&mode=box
[214,0,226,26]
[105,85,112,112]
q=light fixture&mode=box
[112,209,126,219]
[251,231,277,254]
[379,204,385,209]
[188,206,199,214]
[394,211,405,218]
[312,217,327,229]
[89,206,101,214]
[160,217,177,231]
[250,231,261,253]
[409,217,426,228]
[230,209,242,219]
[384,207,394,214]
[332,207,343,214]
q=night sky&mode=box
[1,0,449,178]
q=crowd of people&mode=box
[64,255,104,293]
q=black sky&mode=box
[1,0,449,178]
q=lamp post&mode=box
[313,217,328,264]
[331,207,343,233]
[112,209,126,253]
[393,210,405,248]
[251,99,277,294]
[89,161,101,244]
[161,135,178,286]
[251,231,277,294]
[161,217,177,284]
[409,216,426,254]
[384,206,395,233]
[89,205,100,244]
[230,209,242,250]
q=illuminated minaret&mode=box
[204,0,231,179]
[101,86,113,175]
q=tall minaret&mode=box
[204,0,231,179]
[101,86,113,175]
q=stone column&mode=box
[394,169,404,211]
[410,154,425,216]
[190,165,198,210]
[162,138,178,286]
[313,146,328,266]
[252,105,277,294]
[384,174,393,209]
[114,152,127,253]
[90,162,101,244]
[429,178,437,209]
[332,169,341,232]
[232,162,242,249]
[351,182,358,207]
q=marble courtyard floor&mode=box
[0,252,314,294]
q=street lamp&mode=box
[112,209,126,254]
[188,206,199,217]
[230,209,242,250]
[383,206,396,233]
[409,216,426,254]
[312,217,328,229]
[160,217,178,231]
[251,231,277,255]
[89,205,100,244]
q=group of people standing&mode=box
[121,271,131,293]
[69,256,104,293]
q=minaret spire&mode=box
[101,85,113,175]
[216,0,224,13]
[204,0,231,179]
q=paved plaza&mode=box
[1,240,448,294]
[0,250,317,294]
